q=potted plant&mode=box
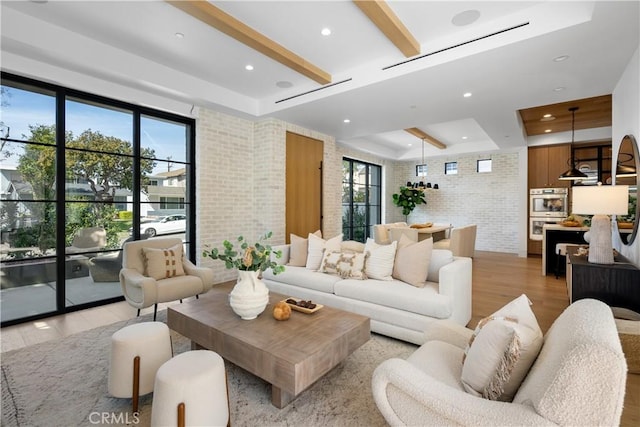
[392,186,427,220]
[203,231,284,319]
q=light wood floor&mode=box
[1,251,638,425]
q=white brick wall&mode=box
[388,153,520,253]
[196,108,520,284]
[195,110,338,282]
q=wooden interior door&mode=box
[286,132,323,243]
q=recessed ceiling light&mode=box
[343,119,351,124]
[463,92,472,98]
[245,65,254,71]
[553,86,566,92]
[462,136,468,140]
[175,32,184,39]
[276,81,293,88]
[452,10,480,26]
[545,129,552,133]
[321,28,331,36]
[553,55,569,62]
[543,113,552,118]
[408,143,413,147]
[540,115,556,122]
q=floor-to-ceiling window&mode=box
[342,158,381,242]
[0,73,196,325]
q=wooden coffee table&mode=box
[167,282,370,408]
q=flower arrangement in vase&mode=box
[203,231,285,319]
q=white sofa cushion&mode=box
[461,294,543,401]
[320,250,367,279]
[334,278,452,319]
[393,235,432,287]
[306,233,342,270]
[364,238,397,281]
[288,230,321,267]
[262,265,342,293]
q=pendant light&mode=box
[559,106,588,181]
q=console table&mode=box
[567,252,640,314]
[541,224,589,276]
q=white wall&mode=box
[386,151,523,254]
[613,48,640,266]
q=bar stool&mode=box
[555,243,583,278]
[108,322,173,414]
[151,350,230,427]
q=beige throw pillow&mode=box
[320,251,367,279]
[392,235,432,287]
[141,243,185,280]
[461,294,543,402]
[363,238,397,281]
[306,233,343,270]
[288,230,322,267]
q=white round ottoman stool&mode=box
[108,322,172,414]
[151,350,229,427]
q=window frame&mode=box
[0,71,196,326]
[342,158,381,242]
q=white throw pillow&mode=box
[363,238,397,281]
[320,250,367,279]
[141,243,185,280]
[392,235,432,287]
[288,230,321,267]
[461,294,543,402]
[306,233,343,270]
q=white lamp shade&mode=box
[572,185,629,215]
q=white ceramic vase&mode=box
[229,270,269,320]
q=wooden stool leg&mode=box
[226,370,231,427]
[132,356,140,414]
[177,402,185,427]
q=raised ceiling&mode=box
[519,95,612,137]
[1,1,638,161]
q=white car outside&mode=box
[136,214,186,237]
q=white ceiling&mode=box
[1,1,638,161]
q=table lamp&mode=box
[572,183,629,264]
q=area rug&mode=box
[1,310,416,426]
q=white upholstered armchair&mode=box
[372,299,627,426]
[119,237,214,320]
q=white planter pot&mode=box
[229,270,269,320]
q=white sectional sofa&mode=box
[262,240,472,345]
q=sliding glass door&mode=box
[0,73,195,325]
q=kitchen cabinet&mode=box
[567,251,640,314]
[528,144,572,188]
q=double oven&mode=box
[529,188,568,240]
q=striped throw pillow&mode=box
[142,243,185,280]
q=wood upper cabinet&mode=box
[528,144,571,188]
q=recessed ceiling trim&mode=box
[383,22,530,71]
[166,0,332,85]
[404,127,447,149]
[275,79,353,104]
[353,0,420,57]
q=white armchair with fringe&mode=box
[119,237,214,320]
[371,298,627,426]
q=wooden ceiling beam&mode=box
[353,0,420,57]
[405,128,446,149]
[167,1,331,85]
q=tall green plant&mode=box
[392,186,426,219]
